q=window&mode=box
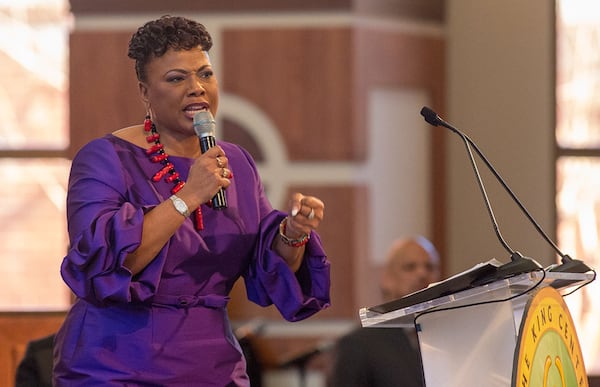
[556,0,600,374]
[0,0,72,310]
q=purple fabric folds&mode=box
[53,135,331,386]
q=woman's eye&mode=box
[200,70,213,79]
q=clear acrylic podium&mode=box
[359,270,594,387]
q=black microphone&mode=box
[420,106,591,276]
[193,110,227,209]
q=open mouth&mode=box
[183,103,209,119]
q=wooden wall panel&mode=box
[355,28,447,273]
[222,28,356,161]
[69,31,144,158]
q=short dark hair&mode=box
[127,15,213,82]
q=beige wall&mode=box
[446,0,556,273]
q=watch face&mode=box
[171,196,189,216]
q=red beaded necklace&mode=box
[144,115,204,230]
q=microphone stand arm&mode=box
[447,124,514,256]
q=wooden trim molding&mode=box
[69,0,352,15]
[68,0,444,23]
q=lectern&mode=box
[360,270,594,387]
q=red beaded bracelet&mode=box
[279,217,310,247]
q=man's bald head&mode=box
[380,236,441,302]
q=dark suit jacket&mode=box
[329,327,424,387]
[15,334,55,387]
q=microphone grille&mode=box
[420,106,440,126]
[193,111,216,137]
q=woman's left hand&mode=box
[272,192,325,271]
[284,192,325,239]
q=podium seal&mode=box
[513,286,587,387]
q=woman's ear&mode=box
[139,81,149,105]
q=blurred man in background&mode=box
[329,235,440,387]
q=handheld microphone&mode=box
[420,106,591,276]
[193,110,228,210]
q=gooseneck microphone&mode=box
[420,106,591,276]
[193,110,228,209]
[420,106,543,279]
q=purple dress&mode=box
[53,135,331,386]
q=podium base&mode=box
[416,291,516,387]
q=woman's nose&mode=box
[188,77,205,96]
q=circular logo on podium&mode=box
[513,286,587,387]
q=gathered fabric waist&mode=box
[150,294,230,309]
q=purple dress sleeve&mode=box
[245,210,331,321]
[235,147,331,322]
[61,138,163,305]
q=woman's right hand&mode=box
[178,145,232,211]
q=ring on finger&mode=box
[221,168,228,178]
[308,208,315,220]
[216,157,224,168]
